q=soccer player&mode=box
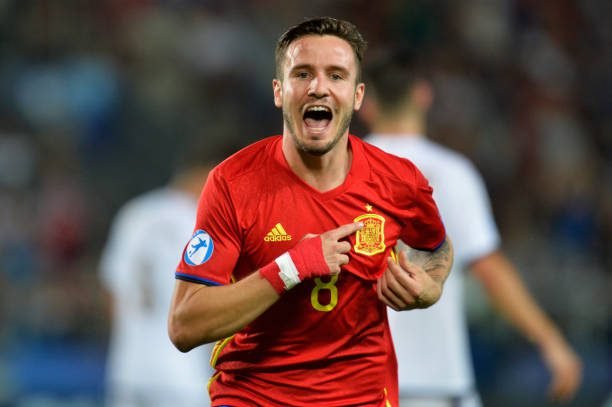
[361,48,582,406]
[100,157,216,407]
[168,17,453,406]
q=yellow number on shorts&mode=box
[310,275,339,312]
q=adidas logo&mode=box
[264,223,292,242]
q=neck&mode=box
[282,136,352,192]
[371,110,426,138]
[171,167,211,199]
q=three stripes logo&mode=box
[264,223,292,242]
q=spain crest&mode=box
[353,210,386,256]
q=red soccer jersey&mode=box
[176,135,445,407]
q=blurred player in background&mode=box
[361,48,582,407]
[99,144,222,407]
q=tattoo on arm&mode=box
[401,238,454,285]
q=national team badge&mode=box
[184,229,214,266]
[353,204,386,256]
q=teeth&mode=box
[307,106,330,112]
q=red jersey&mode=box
[176,135,445,407]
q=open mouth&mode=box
[303,105,333,130]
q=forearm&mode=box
[405,236,454,286]
[472,250,582,401]
[379,236,453,310]
[168,271,279,352]
[169,223,361,352]
[471,251,565,347]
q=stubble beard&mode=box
[283,109,353,157]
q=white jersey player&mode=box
[367,134,495,406]
[100,165,214,407]
[361,49,581,406]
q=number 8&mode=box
[310,275,339,312]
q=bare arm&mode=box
[168,222,362,352]
[471,250,582,403]
[168,272,280,352]
[377,236,453,310]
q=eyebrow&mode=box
[290,63,351,76]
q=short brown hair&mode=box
[365,46,430,112]
[275,17,368,81]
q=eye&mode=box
[294,71,310,79]
[330,73,343,81]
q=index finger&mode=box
[326,222,363,241]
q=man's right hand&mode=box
[260,222,363,293]
[305,221,363,275]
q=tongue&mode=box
[305,118,330,128]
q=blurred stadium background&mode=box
[0,1,609,406]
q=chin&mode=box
[301,135,343,156]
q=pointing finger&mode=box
[326,222,363,241]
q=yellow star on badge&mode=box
[365,203,373,212]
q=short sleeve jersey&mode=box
[176,135,445,407]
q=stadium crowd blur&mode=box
[0,1,609,406]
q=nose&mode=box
[308,74,329,98]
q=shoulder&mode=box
[114,189,195,233]
[355,136,420,182]
[408,138,485,189]
[434,143,485,191]
[427,140,478,172]
[202,136,282,213]
[213,136,280,182]
[365,134,482,182]
[113,189,167,224]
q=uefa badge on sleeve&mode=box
[185,230,214,266]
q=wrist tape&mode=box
[260,236,328,294]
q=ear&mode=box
[358,90,379,126]
[272,79,282,108]
[353,82,365,111]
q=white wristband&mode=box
[274,252,301,290]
